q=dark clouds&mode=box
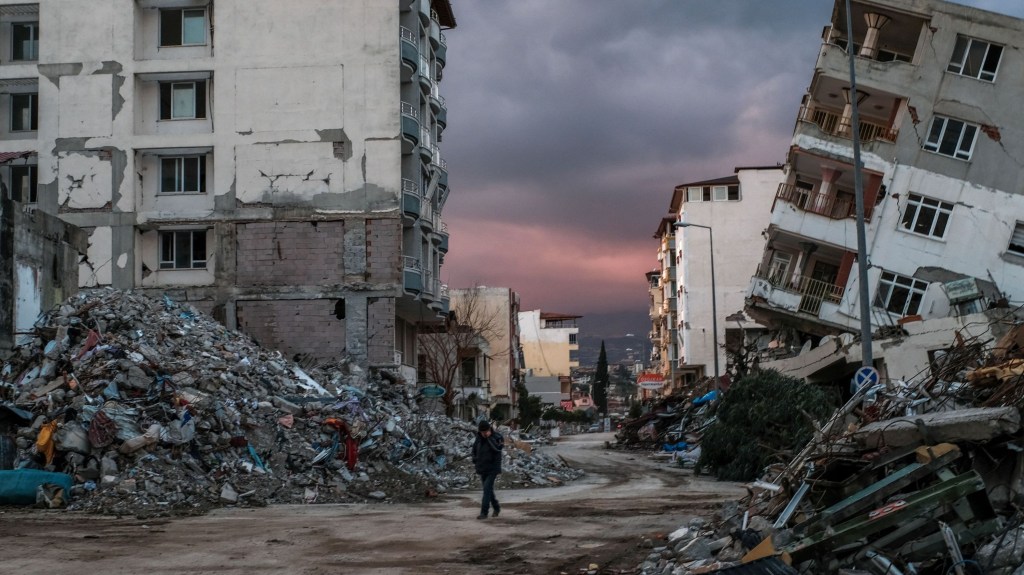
[438,1,1024,318]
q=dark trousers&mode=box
[479,472,499,515]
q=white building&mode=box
[746,0,1024,382]
[663,167,782,386]
[0,0,456,374]
[518,309,580,406]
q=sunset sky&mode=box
[438,0,1024,336]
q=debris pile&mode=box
[0,289,581,516]
[613,380,718,469]
[634,313,1024,574]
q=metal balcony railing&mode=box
[402,178,417,195]
[399,26,416,44]
[757,268,845,316]
[419,56,431,80]
[403,256,421,271]
[798,105,898,143]
[776,183,855,220]
[439,32,446,46]
[400,102,418,120]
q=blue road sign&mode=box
[852,366,880,394]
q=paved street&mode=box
[1,432,743,575]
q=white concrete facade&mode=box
[518,309,580,379]
[671,167,781,381]
[0,0,456,368]
[449,286,522,408]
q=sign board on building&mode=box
[944,277,981,304]
[637,372,665,390]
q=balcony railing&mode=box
[776,183,854,220]
[399,26,416,44]
[798,105,898,143]
[403,256,421,271]
[401,102,418,120]
[758,269,845,316]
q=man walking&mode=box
[472,420,503,519]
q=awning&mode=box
[0,151,34,164]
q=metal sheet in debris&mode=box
[710,557,798,574]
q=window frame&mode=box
[874,270,929,317]
[159,8,207,47]
[7,164,36,203]
[1008,221,1024,257]
[947,35,1003,82]
[11,21,39,62]
[158,229,208,270]
[901,193,954,239]
[159,80,207,120]
[159,155,207,194]
[10,92,37,132]
[923,115,978,161]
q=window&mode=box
[947,35,1002,82]
[874,271,929,316]
[766,252,792,286]
[159,81,206,120]
[160,9,206,46]
[1008,222,1024,256]
[8,164,36,203]
[712,186,728,201]
[569,333,577,345]
[686,186,710,202]
[159,230,207,269]
[923,116,978,160]
[11,93,37,131]
[687,184,740,202]
[11,22,38,61]
[160,156,206,193]
[901,193,953,239]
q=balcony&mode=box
[419,55,431,92]
[436,221,449,253]
[419,128,432,162]
[420,197,435,231]
[400,27,418,83]
[418,0,430,24]
[436,96,447,130]
[403,256,423,294]
[428,81,441,113]
[437,284,450,315]
[400,102,419,154]
[776,183,854,220]
[429,10,441,48]
[749,270,845,317]
[797,104,897,145]
[436,33,447,68]
[402,178,420,220]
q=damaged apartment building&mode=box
[745,0,1024,383]
[0,0,456,378]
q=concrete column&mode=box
[858,13,891,60]
[839,88,869,137]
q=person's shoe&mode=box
[476,513,488,520]
[493,505,501,518]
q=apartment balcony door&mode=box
[798,261,840,315]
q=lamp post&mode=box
[674,221,719,387]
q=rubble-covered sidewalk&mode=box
[618,311,1024,575]
[0,289,581,517]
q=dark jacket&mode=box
[472,431,503,475]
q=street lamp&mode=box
[674,221,720,387]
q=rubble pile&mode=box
[0,289,581,516]
[613,380,718,468]
[633,314,1024,574]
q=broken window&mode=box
[901,193,953,239]
[10,92,37,131]
[923,115,977,160]
[160,156,206,194]
[1008,221,1024,256]
[159,81,206,120]
[947,35,1002,82]
[11,21,38,61]
[874,271,928,317]
[9,164,36,203]
[766,252,792,286]
[159,230,207,269]
[160,8,206,47]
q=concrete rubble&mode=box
[620,317,1024,575]
[0,289,582,516]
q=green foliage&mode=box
[516,382,544,428]
[541,408,592,424]
[697,370,837,481]
[594,341,609,414]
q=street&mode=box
[0,432,744,575]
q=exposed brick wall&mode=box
[366,296,395,365]
[365,218,401,284]
[235,221,345,286]
[236,299,346,361]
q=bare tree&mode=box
[417,288,506,419]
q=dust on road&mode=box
[0,433,743,575]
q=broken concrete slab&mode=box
[852,407,1020,448]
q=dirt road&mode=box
[0,433,743,574]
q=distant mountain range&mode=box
[576,311,650,368]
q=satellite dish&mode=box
[800,340,813,354]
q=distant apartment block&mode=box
[519,310,580,406]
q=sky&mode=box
[438,0,1024,337]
